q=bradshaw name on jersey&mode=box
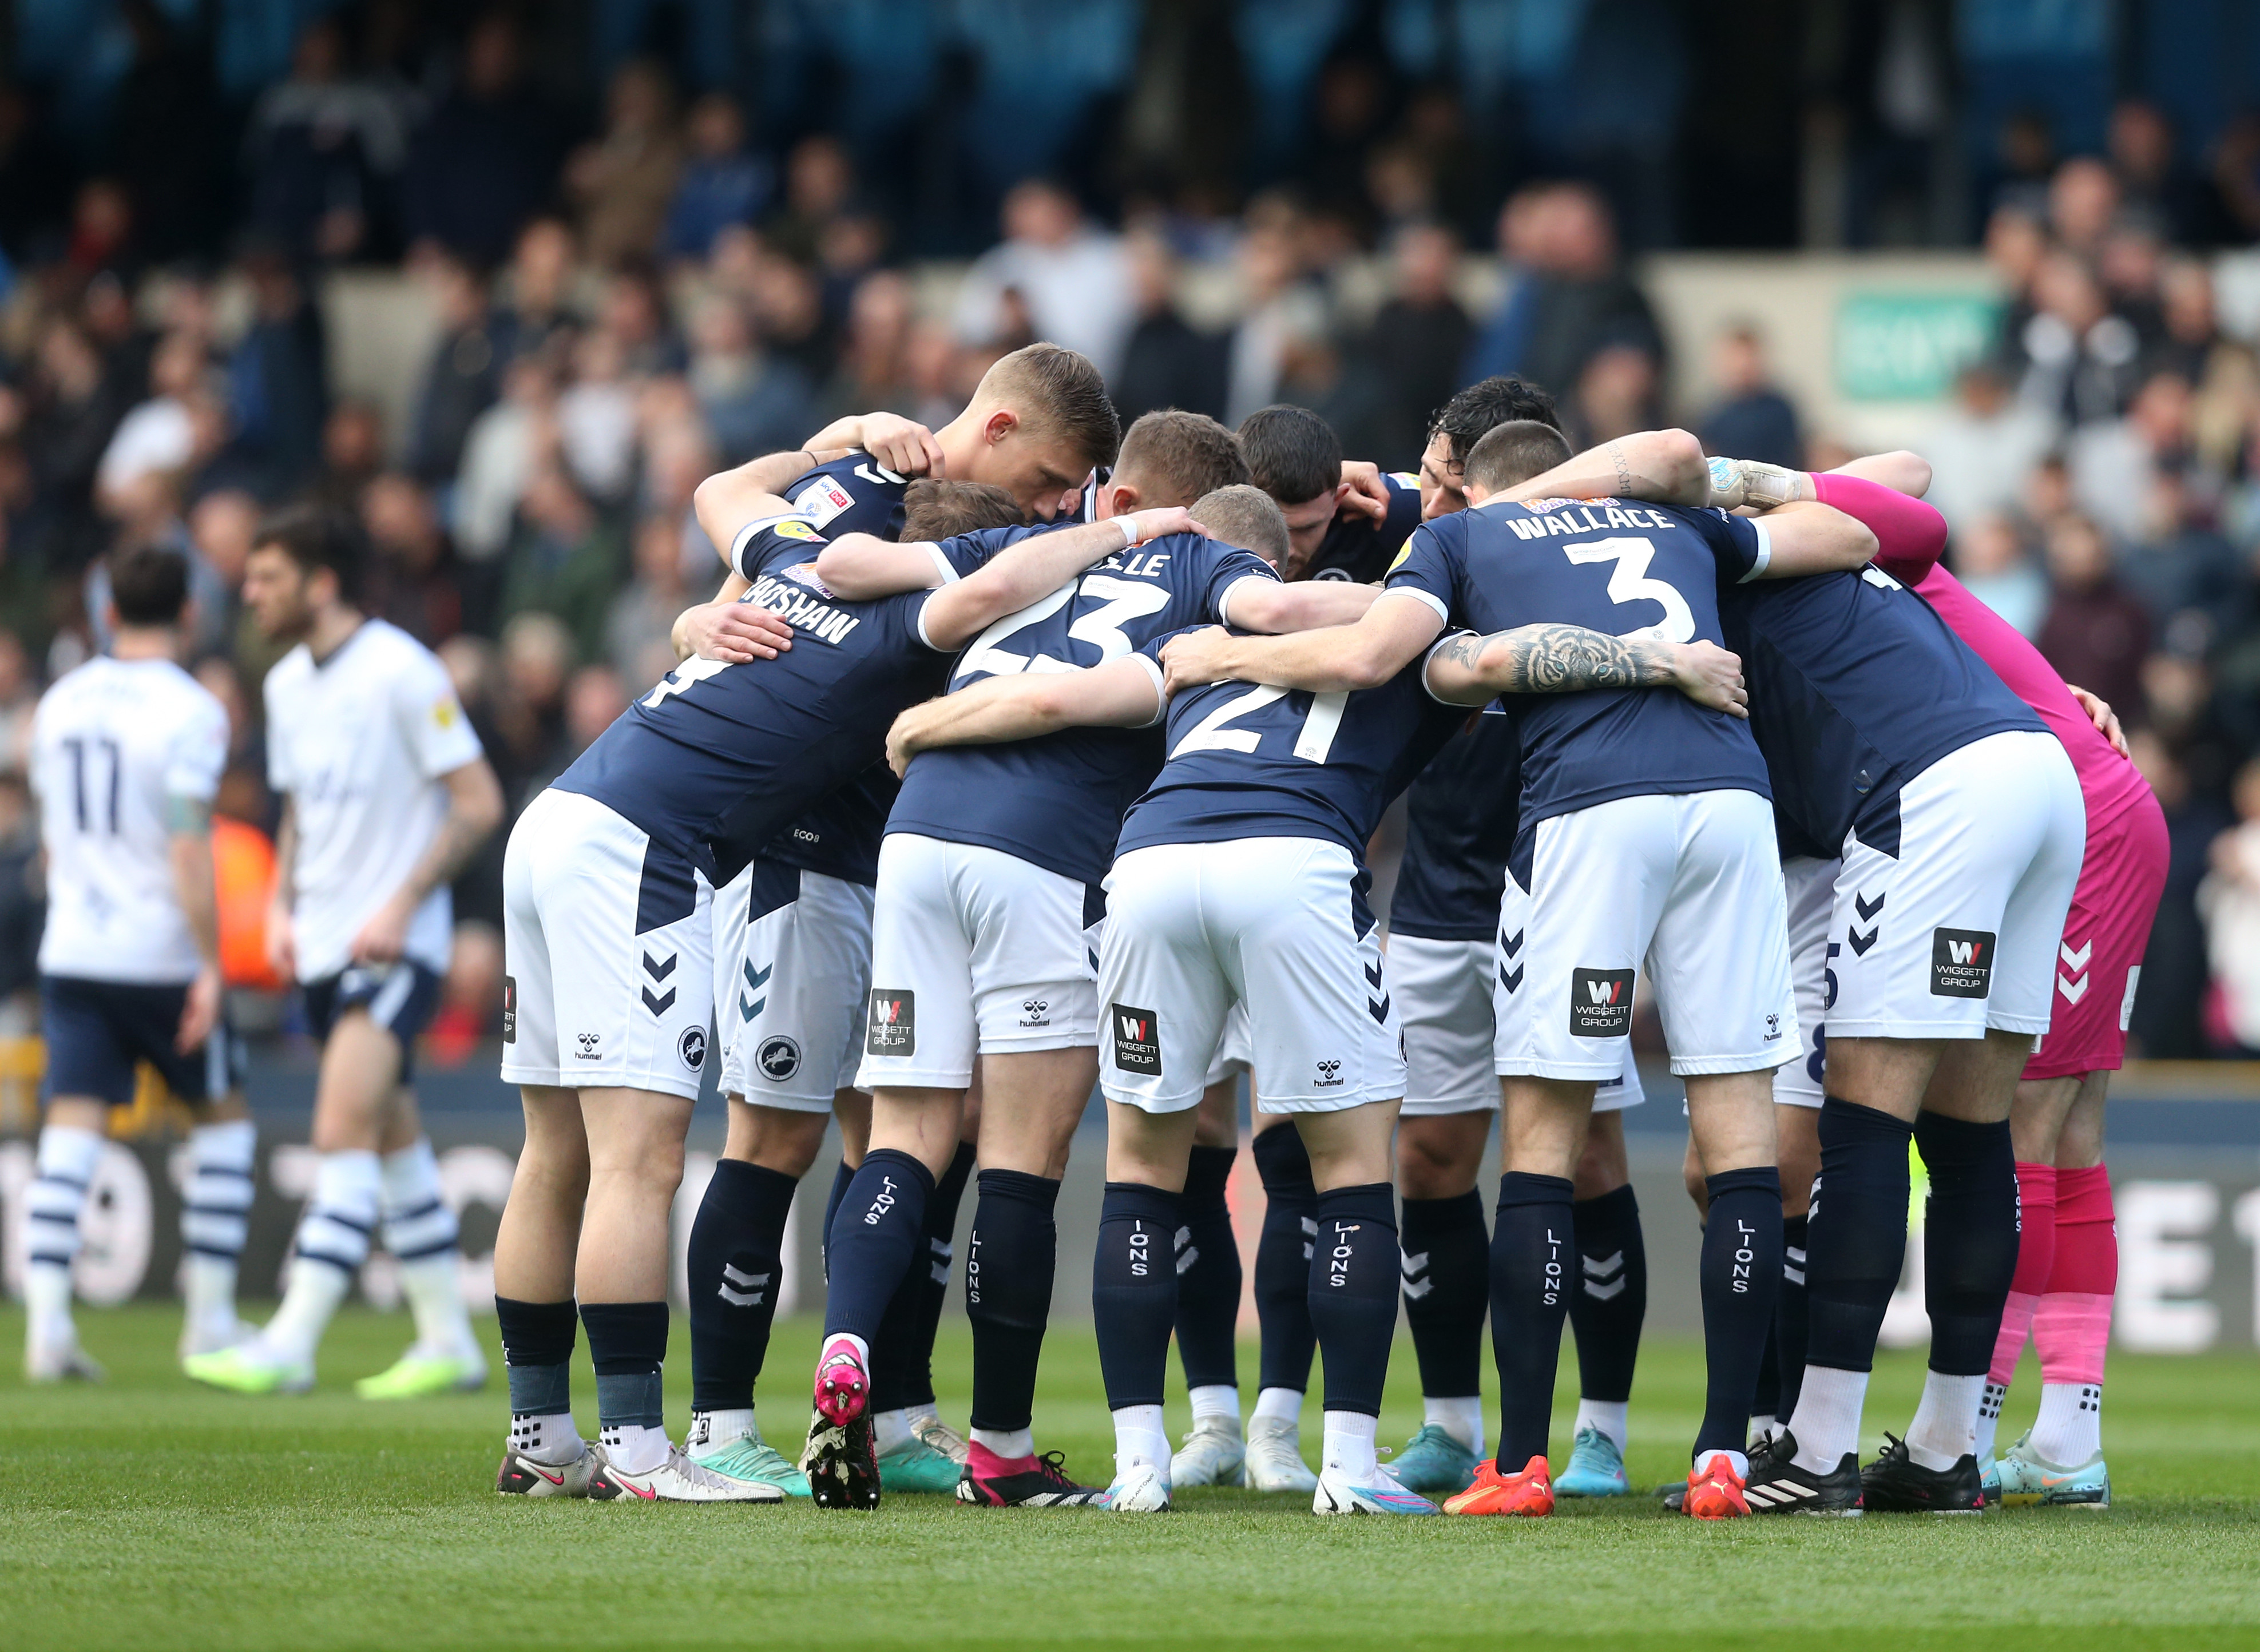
[886,526,1279,885]
[1114,629,1465,863]
[1385,497,1772,832]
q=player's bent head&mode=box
[108,544,192,630]
[1461,420,1573,502]
[1430,375,1561,462]
[973,342,1123,474]
[901,478,1028,542]
[1191,484,1291,567]
[1115,410,1248,509]
[1238,405,1341,511]
[248,503,366,616]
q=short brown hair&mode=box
[109,545,191,627]
[1117,410,1248,507]
[1191,485,1290,567]
[253,503,365,601]
[978,343,1121,472]
[1463,420,1574,495]
[900,478,1028,541]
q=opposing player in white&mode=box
[21,546,249,1380]
[188,507,503,1397]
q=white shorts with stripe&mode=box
[712,859,873,1111]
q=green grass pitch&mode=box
[3,1305,2256,1650]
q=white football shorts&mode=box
[501,788,715,1101]
[712,858,873,1111]
[1393,930,1644,1114]
[1771,854,1838,1109]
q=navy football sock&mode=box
[495,1294,576,1419]
[902,1141,974,1409]
[687,1158,798,1414]
[1093,1181,1181,1411]
[1173,1144,1243,1392]
[1802,1098,1914,1374]
[1753,1318,1782,1424]
[1489,1171,1576,1470]
[1695,1167,1784,1463]
[1399,1190,1488,1399]
[820,1160,854,1277]
[580,1301,668,1432]
[1567,1183,1646,1404]
[1913,1111,2019,1376]
[1775,1211,1811,1419]
[1306,1182,1398,1417]
[821,1149,933,1349]
[965,1169,1060,1435]
[1252,1126,1319,1394]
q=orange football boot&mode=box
[1441,1455,1554,1517]
[1684,1451,1751,1520]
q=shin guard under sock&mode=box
[1305,1182,1398,1417]
[1093,1182,1181,1411]
[1489,1172,1575,1470]
[1914,1111,2019,1377]
[1802,1098,1914,1375]
[965,1169,1060,1435]
[687,1158,799,1413]
[1172,1145,1243,1392]
[1567,1182,1646,1405]
[1399,1189,1488,1401]
[1695,1167,1783,1463]
[821,1149,934,1348]
[1252,1126,1319,1395]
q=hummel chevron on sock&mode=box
[1489,1171,1575,1471]
[1252,1126,1318,1395]
[1399,1189,1486,1405]
[1569,1183,1647,1408]
[1172,1145,1242,1392]
[1776,1210,1811,1421]
[688,1157,798,1415]
[965,1167,1060,1434]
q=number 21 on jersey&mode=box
[1171,685,1349,764]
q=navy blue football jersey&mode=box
[727,454,911,887]
[1720,563,2047,859]
[1304,471,1421,584]
[1113,630,1466,861]
[1385,498,1773,829]
[887,528,1280,885]
[558,522,981,879]
[1388,708,1520,942]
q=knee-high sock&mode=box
[966,1168,1060,1437]
[1489,1171,1575,1472]
[1775,1211,1810,1423]
[1904,1112,2019,1470]
[181,1119,256,1341]
[820,1160,854,1277]
[687,1158,798,1426]
[2031,1165,2115,1464]
[1568,1184,1646,1404]
[495,1294,578,1458]
[381,1137,473,1355]
[821,1148,933,1347]
[1172,1145,1242,1393]
[1252,1126,1318,1396]
[1308,1182,1399,1483]
[1093,1182,1181,1412]
[264,1149,381,1363]
[1696,1167,1783,1467]
[1981,1160,2058,1457]
[1785,1099,1912,1471]
[22,1125,102,1343]
[581,1300,669,1472]
[869,1141,972,1416]
[1399,1189,1488,1408]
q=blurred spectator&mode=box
[0,772,42,1030]
[503,466,626,662]
[1952,510,2051,638]
[407,256,507,486]
[953,179,1136,384]
[2214,114,2260,243]
[66,179,137,284]
[84,471,230,661]
[310,398,385,515]
[18,314,124,571]
[189,489,272,678]
[1698,323,1800,467]
[491,612,573,796]
[2108,101,2212,245]
[495,216,582,365]
[0,634,40,775]
[243,15,407,263]
[664,93,771,263]
[687,295,814,464]
[426,918,503,1065]
[606,514,688,690]
[2118,471,2241,639]
[401,13,567,265]
[362,473,463,646]
[96,330,214,508]
[762,135,857,267]
[454,354,553,566]
[2036,511,2150,716]
[221,248,328,498]
[2199,757,2260,1051]
[556,330,640,503]
[1572,344,1663,448]
[2012,249,2142,427]
[105,0,225,264]
[2047,156,2118,257]
[2068,370,2192,544]
[816,271,923,424]
[598,265,687,379]
[1362,224,1471,467]
[1112,233,1225,426]
[1224,213,1321,427]
[2134,730,2229,1055]
[526,662,628,797]
[1987,109,2056,223]
[1464,183,1663,409]
[1923,362,2059,539]
[565,61,684,269]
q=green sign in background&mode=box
[1836,292,2004,400]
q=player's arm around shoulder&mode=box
[1161,583,1441,695]
[1222,573,1380,634]
[1421,625,1748,717]
[1501,427,1711,508]
[885,656,1164,777]
[1740,499,1879,579]
[919,507,1205,651]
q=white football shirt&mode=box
[33,656,229,983]
[263,619,483,983]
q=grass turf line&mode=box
[1,1305,2255,1650]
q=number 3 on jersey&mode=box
[1565,535,1695,642]
[1172,684,1349,764]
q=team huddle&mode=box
[18,338,2164,1523]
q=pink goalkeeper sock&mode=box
[1811,472,1949,577]
[2035,1166,2115,1387]
[1987,1162,2059,1385]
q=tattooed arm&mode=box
[1486,428,1711,509]
[1422,624,1749,716]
